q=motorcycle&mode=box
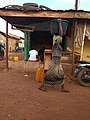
[74,60,90,87]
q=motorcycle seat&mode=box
[77,60,90,64]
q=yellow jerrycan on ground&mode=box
[36,67,44,82]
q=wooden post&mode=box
[71,20,77,74]
[6,21,8,69]
[80,22,86,61]
[75,0,78,10]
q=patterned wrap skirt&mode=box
[44,57,65,85]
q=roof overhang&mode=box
[0,9,90,18]
[0,9,74,26]
[1,16,53,25]
[0,9,90,29]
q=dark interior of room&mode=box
[30,31,53,51]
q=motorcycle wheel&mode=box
[77,68,90,87]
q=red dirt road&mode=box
[0,51,90,120]
[0,67,90,120]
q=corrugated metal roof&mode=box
[0,31,21,40]
[0,4,90,13]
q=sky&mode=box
[0,0,90,37]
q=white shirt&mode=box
[28,49,38,61]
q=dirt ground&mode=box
[0,54,90,120]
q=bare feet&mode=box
[61,84,70,92]
[60,89,70,92]
[39,86,47,92]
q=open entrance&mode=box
[30,31,53,50]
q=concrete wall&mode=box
[8,60,40,73]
